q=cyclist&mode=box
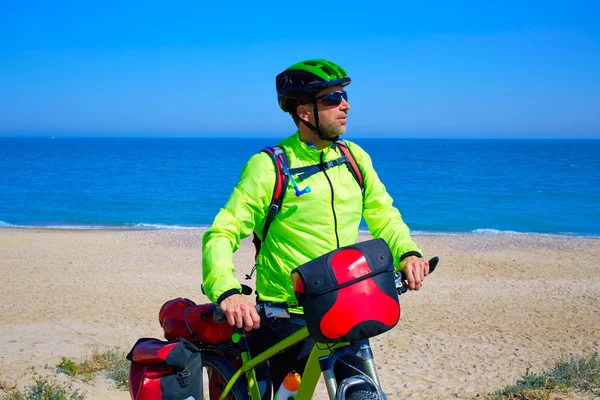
[202,58,431,394]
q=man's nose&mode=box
[340,98,350,110]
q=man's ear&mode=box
[296,104,312,122]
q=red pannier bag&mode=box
[159,298,235,344]
[127,338,202,400]
[291,238,401,343]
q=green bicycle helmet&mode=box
[276,59,351,141]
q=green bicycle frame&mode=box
[214,257,438,399]
[218,326,348,400]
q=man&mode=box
[202,59,430,393]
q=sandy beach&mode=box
[0,228,598,399]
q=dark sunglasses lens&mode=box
[320,91,347,106]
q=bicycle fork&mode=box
[319,343,381,399]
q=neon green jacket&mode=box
[202,132,421,306]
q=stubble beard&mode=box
[319,117,347,138]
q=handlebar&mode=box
[214,256,440,322]
[214,303,290,324]
[396,256,439,295]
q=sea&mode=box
[1,137,599,237]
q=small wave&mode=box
[471,229,596,238]
[0,222,124,230]
[43,225,113,230]
[360,227,597,238]
[129,223,200,230]
[472,228,526,235]
[0,221,206,230]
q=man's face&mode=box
[314,85,351,137]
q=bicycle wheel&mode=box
[203,351,249,400]
[338,375,387,400]
[346,389,387,400]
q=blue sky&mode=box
[1,1,599,138]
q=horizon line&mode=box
[1,135,598,140]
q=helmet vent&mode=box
[320,66,332,76]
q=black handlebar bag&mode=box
[291,238,400,343]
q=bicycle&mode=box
[199,256,439,400]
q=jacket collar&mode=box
[288,131,339,162]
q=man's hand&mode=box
[219,294,260,331]
[399,256,430,291]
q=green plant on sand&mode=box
[55,349,129,388]
[487,352,600,399]
[1,372,86,400]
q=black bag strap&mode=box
[183,307,199,343]
[300,266,393,298]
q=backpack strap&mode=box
[289,157,347,181]
[247,146,290,280]
[260,146,290,241]
[286,140,364,192]
[336,139,364,193]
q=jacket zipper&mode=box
[321,151,340,248]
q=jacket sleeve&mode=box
[201,153,274,304]
[348,142,422,269]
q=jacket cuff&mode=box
[399,251,423,262]
[217,289,242,304]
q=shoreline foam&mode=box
[2,222,599,238]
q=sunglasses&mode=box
[315,91,348,107]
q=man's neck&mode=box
[298,126,331,150]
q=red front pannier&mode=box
[127,338,202,400]
[159,298,235,344]
[291,238,400,343]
